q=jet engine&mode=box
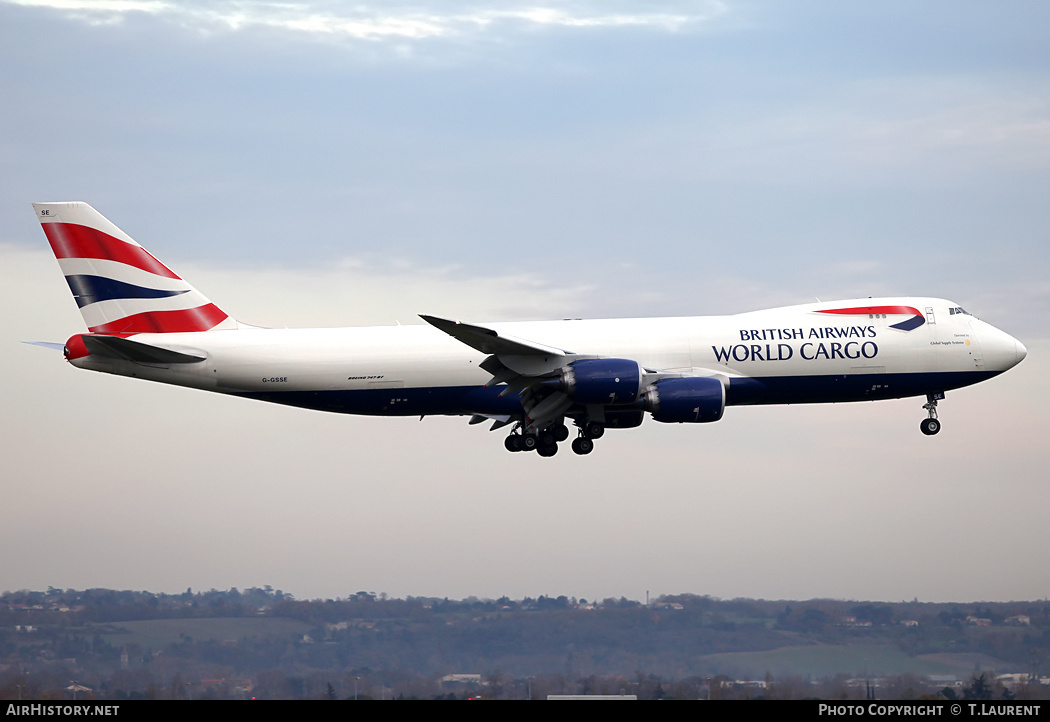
[554,358,644,405]
[641,376,725,423]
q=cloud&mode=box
[189,254,598,328]
[5,0,728,41]
[619,78,1050,192]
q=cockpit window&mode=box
[949,307,970,316]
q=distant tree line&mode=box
[2,588,1049,700]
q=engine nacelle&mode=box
[642,376,726,423]
[602,409,645,428]
[558,358,643,405]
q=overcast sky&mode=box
[2,0,1048,604]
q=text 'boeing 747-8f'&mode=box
[32,202,1027,457]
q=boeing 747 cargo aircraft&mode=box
[32,202,1027,456]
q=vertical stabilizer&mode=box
[34,202,235,334]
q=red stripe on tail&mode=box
[88,304,229,334]
[42,222,181,279]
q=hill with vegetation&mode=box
[2,588,1048,699]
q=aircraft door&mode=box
[966,321,985,369]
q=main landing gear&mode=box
[570,420,603,455]
[570,436,594,455]
[920,393,944,436]
[505,420,604,456]
[504,422,568,455]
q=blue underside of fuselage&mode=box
[233,370,1000,418]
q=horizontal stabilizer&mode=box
[82,335,206,365]
[23,341,66,352]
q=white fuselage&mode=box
[69,297,1026,420]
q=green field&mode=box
[699,644,995,678]
[88,617,315,648]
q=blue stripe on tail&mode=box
[64,274,189,308]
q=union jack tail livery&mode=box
[34,202,235,335]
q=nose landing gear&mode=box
[920,393,944,436]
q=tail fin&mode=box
[34,202,235,334]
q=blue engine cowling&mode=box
[559,358,643,405]
[642,377,725,423]
[602,409,644,428]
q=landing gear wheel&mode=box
[584,421,605,439]
[571,437,594,455]
[521,434,538,451]
[537,442,558,457]
[921,393,943,436]
[553,423,570,442]
[505,434,523,452]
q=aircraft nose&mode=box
[973,320,1026,372]
[1014,338,1028,365]
[991,329,1027,371]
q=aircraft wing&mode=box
[419,315,572,357]
[422,314,733,431]
[421,314,585,426]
